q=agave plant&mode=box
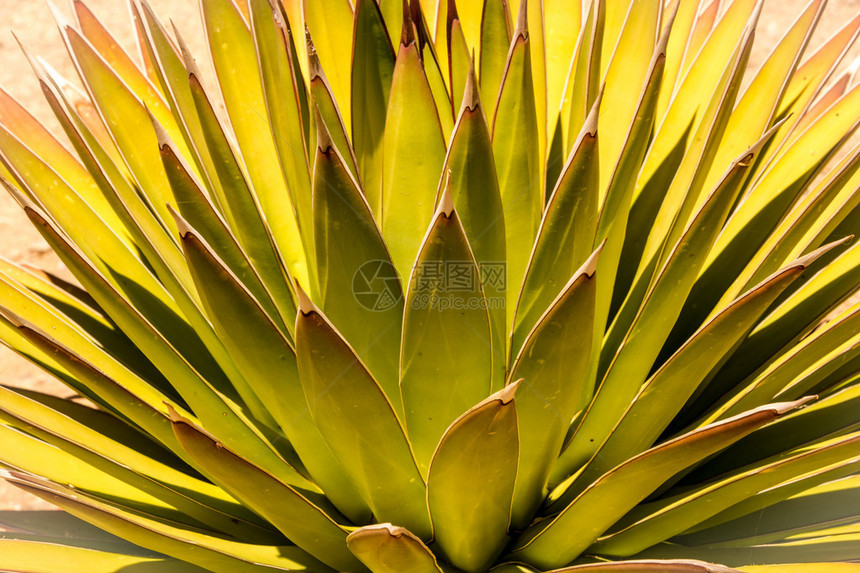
[0,0,858,570]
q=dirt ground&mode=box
[0,0,858,510]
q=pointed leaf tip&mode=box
[500,378,522,404]
[514,0,529,39]
[462,54,480,111]
[401,0,415,46]
[314,106,336,152]
[294,280,315,315]
[436,173,456,217]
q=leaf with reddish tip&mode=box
[347,524,442,573]
[427,382,520,572]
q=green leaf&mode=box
[182,68,297,324]
[304,0,354,128]
[548,560,742,572]
[427,382,520,572]
[568,249,824,486]
[381,18,447,282]
[492,1,542,323]
[347,524,442,573]
[18,204,300,489]
[168,410,362,572]
[313,118,404,413]
[436,63,506,388]
[4,473,333,572]
[175,216,370,522]
[295,293,430,538]
[157,128,292,337]
[200,0,308,285]
[400,189,492,476]
[310,51,362,187]
[479,0,511,121]
[513,100,599,356]
[0,538,207,573]
[507,248,599,528]
[249,0,314,265]
[568,124,775,474]
[447,8,471,116]
[352,0,396,219]
[511,400,808,569]
[592,431,860,557]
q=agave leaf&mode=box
[427,382,520,572]
[653,0,705,122]
[513,98,599,356]
[543,0,580,137]
[561,0,603,155]
[71,0,166,106]
[0,537,206,573]
[596,0,659,201]
[718,145,860,305]
[0,422,176,517]
[592,431,860,557]
[175,215,371,522]
[772,12,860,147]
[0,86,124,237]
[400,189,493,476]
[582,6,670,382]
[200,0,308,285]
[740,565,860,573]
[168,410,363,571]
[313,118,403,412]
[511,400,808,569]
[447,8,471,116]
[381,13,448,281]
[552,21,668,476]
[249,0,314,260]
[295,292,431,538]
[158,130,290,336]
[435,63,506,387]
[18,204,304,488]
[0,258,161,390]
[0,305,186,458]
[492,0,542,322]
[544,559,742,572]
[479,0,512,120]
[0,385,270,540]
[132,1,223,199]
[304,0,354,128]
[570,248,828,485]
[700,0,824,197]
[309,50,361,186]
[677,474,860,546]
[34,61,201,314]
[60,25,185,237]
[4,473,333,572]
[694,81,860,327]
[352,0,396,219]
[568,123,774,474]
[346,523,442,573]
[508,248,599,528]
[628,19,756,299]
[0,147,220,390]
[705,301,860,422]
[635,0,759,210]
[704,239,860,401]
[182,67,298,320]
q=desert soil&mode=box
[0,0,858,510]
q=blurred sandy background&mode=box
[0,0,858,509]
